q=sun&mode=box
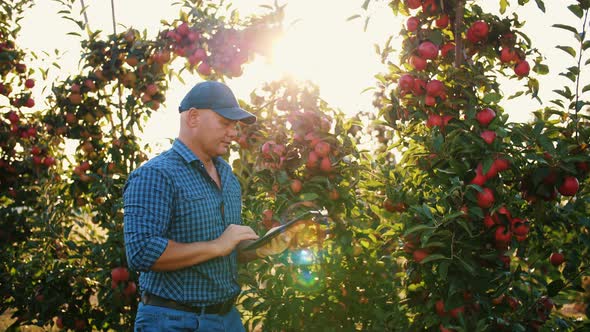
[267,26,324,82]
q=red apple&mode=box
[412,78,426,95]
[493,158,510,172]
[418,41,438,60]
[549,252,564,266]
[480,130,496,144]
[24,79,35,88]
[435,14,449,29]
[470,21,489,41]
[306,151,319,169]
[470,172,487,186]
[558,176,579,196]
[43,157,55,167]
[410,55,427,71]
[413,249,429,263]
[500,48,518,63]
[435,299,447,316]
[314,141,331,157]
[146,84,159,96]
[406,0,421,10]
[511,218,529,236]
[320,157,332,173]
[426,114,443,128]
[84,79,96,91]
[483,214,496,229]
[514,60,530,77]
[399,74,415,92]
[476,108,496,127]
[290,179,302,194]
[329,188,340,200]
[576,161,589,174]
[111,267,130,283]
[68,93,82,105]
[177,22,190,36]
[407,17,420,32]
[449,306,465,319]
[477,187,494,208]
[440,43,455,57]
[123,281,137,296]
[24,98,34,108]
[424,95,437,106]
[426,80,444,97]
[422,0,438,15]
[495,225,512,243]
[197,62,212,76]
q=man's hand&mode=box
[255,223,306,258]
[215,224,259,257]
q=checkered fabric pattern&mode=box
[123,139,243,305]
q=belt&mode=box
[141,292,235,315]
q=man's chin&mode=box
[216,146,229,156]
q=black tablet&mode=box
[241,212,311,251]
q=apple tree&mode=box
[365,0,590,330]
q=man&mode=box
[124,81,298,331]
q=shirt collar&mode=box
[172,138,221,167]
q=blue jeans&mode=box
[134,302,246,332]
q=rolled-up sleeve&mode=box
[123,166,173,272]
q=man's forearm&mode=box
[151,240,222,271]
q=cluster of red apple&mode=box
[529,295,555,329]
[520,161,583,203]
[0,33,36,108]
[401,0,532,104]
[110,266,137,299]
[161,21,276,78]
[482,206,530,250]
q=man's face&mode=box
[195,109,238,157]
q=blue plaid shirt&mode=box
[123,139,243,305]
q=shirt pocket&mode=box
[223,179,242,225]
[171,194,212,242]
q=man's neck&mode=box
[177,137,213,166]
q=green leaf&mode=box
[533,63,549,75]
[363,16,370,32]
[567,4,583,18]
[419,253,448,264]
[532,121,544,136]
[438,261,449,279]
[362,0,371,10]
[403,224,436,236]
[538,135,555,154]
[455,255,477,275]
[508,91,524,100]
[552,24,578,35]
[299,193,319,201]
[346,14,361,21]
[582,84,590,94]
[555,45,576,58]
[583,41,590,51]
[559,71,577,83]
[547,279,565,297]
[482,93,502,103]
[425,30,444,45]
[534,0,545,12]
[499,0,509,14]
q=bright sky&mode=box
[16,0,582,156]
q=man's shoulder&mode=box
[130,149,182,177]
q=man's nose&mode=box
[227,125,238,137]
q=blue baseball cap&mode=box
[178,81,256,124]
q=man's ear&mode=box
[184,108,201,128]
